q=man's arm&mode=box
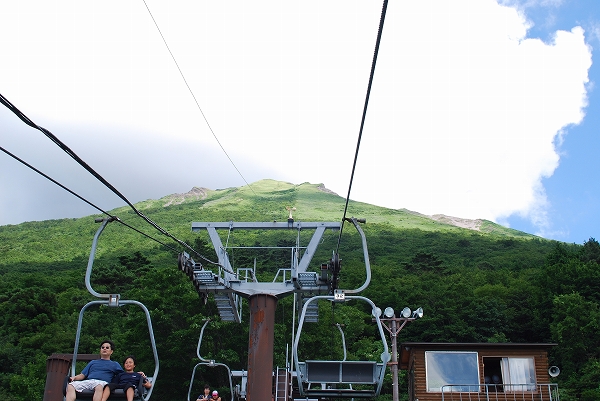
[69,373,86,382]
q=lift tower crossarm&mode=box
[191,221,340,230]
[191,221,341,295]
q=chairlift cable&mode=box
[141,0,257,197]
[1,145,112,219]
[335,0,389,255]
[0,145,181,253]
[0,92,218,265]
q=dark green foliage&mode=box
[0,180,596,400]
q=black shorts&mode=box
[105,382,136,393]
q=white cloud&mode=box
[0,0,592,233]
[350,1,591,231]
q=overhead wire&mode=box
[0,144,179,253]
[0,92,219,266]
[335,0,389,255]
[141,0,257,197]
[2,0,387,271]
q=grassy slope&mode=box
[0,179,541,268]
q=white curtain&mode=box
[501,358,535,392]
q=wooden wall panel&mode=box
[404,345,555,401]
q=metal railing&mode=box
[440,383,559,401]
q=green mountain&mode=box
[142,179,535,236]
[1,179,597,401]
[0,179,536,267]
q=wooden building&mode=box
[399,342,560,401]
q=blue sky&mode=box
[0,0,598,244]
[503,0,600,243]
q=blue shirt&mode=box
[81,359,124,382]
[113,371,145,386]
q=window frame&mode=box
[425,351,480,393]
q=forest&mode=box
[0,180,599,400]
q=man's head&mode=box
[100,340,115,359]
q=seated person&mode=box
[101,355,152,401]
[67,340,123,401]
[196,384,211,400]
[210,390,221,401]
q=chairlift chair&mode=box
[187,320,235,401]
[65,218,160,401]
[293,295,390,399]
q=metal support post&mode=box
[247,294,277,401]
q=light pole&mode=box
[373,306,423,401]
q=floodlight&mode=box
[400,307,412,318]
[372,307,382,318]
[384,307,395,318]
[412,307,423,318]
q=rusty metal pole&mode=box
[43,354,71,401]
[43,354,98,401]
[247,294,277,401]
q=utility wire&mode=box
[336,0,389,254]
[0,92,218,266]
[0,144,179,253]
[141,0,257,196]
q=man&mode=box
[66,340,124,401]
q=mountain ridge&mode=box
[151,179,537,239]
[0,179,539,243]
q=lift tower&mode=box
[179,221,340,400]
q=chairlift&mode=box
[293,295,390,399]
[66,218,159,401]
[291,218,390,398]
[187,320,235,401]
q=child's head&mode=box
[123,355,137,371]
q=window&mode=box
[425,351,479,392]
[483,357,536,392]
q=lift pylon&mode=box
[182,221,341,400]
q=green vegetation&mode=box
[0,180,597,400]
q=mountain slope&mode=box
[0,179,540,267]
[126,179,536,236]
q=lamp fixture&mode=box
[411,307,423,319]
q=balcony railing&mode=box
[440,383,559,401]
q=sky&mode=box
[0,0,598,244]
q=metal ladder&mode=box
[275,367,290,401]
[214,293,238,322]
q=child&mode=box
[101,355,152,401]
